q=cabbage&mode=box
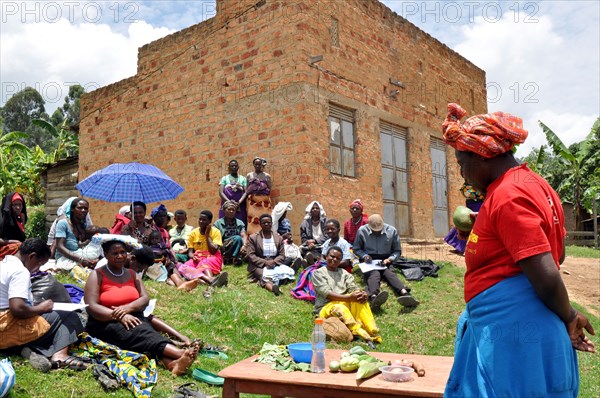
[340,356,360,372]
[453,205,473,232]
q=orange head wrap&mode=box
[442,103,528,158]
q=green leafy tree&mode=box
[538,117,600,230]
[32,119,78,162]
[1,87,45,133]
[61,84,85,133]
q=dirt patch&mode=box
[403,243,600,317]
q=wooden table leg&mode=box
[222,379,239,398]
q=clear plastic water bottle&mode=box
[311,318,326,373]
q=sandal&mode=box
[92,364,119,391]
[191,368,224,386]
[51,355,88,371]
[198,349,228,360]
[203,286,215,298]
[173,382,210,398]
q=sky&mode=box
[1,0,598,155]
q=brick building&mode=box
[79,0,487,240]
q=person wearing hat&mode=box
[352,214,418,311]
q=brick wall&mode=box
[79,0,486,240]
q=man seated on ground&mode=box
[321,219,353,273]
[353,214,419,311]
[214,200,247,266]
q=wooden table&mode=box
[218,349,453,398]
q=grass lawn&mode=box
[566,245,600,259]
[7,262,600,398]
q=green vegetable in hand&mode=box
[356,361,387,380]
[453,206,474,232]
[340,356,360,372]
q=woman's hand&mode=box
[81,258,98,269]
[119,314,142,330]
[265,259,275,269]
[36,299,54,314]
[566,310,596,352]
[111,305,132,321]
[350,291,368,303]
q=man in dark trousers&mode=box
[353,214,419,311]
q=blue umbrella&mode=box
[75,163,184,203]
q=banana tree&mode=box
[539,117,600,230]
[0,116,31,197]
[31,118,79,163]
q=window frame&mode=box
[328,104,356,178]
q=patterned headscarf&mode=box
[442,103,528,158]
[349,199,363,211]
[221,200,239,211]
[151,204,167,218]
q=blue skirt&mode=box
[445,273,579,398]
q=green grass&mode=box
[566,245,600,259]
[7,263,600,398]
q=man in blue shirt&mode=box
[353,214,419,311]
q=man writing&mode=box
[353,214,419,311]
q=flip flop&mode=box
[198,349,228,360]
[173,382,210,398]
[192,368,224,386]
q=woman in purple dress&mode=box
[218,160,247,225]
[444,182,484,254]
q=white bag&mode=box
[0,358,15,398]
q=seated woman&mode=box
[177,210,228,295]
[300,201,328,265]
[0,192,27,259]
[214,201,247,266]
[84,240,199,376]
[55,198,98,273]
[169,210,194,262]
[218,159,247,225]
[121,201,154,246]
[0,239,86,372]
[246,214,292,296]
[343,199,368,245]
[110,206,131,235]
[312,246,382,346]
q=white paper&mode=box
[358,260,387,273]
[53,302,88,311]
[143,299,157,317]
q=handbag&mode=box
[0,310,51,349]
[0,358,15,398]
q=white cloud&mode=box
[1,16,174,112]
[451,5,599,154]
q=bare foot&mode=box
[170,342,199,376]
[177,278,200,292]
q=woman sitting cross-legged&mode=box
[0,239,86,372]
[246,214,296,296]
[177,210,228,297]
[84,239,199,376]
[312,246,382,346]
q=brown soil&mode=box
[404,243,600,317]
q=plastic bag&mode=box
[30,272,72,304]
[0,358,16,397]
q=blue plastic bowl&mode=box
[288,342,312,363]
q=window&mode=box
[329,104,355,178]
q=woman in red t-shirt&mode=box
[441,103,594,398]
[84,240,198,376]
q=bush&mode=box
[25,205,48,241]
